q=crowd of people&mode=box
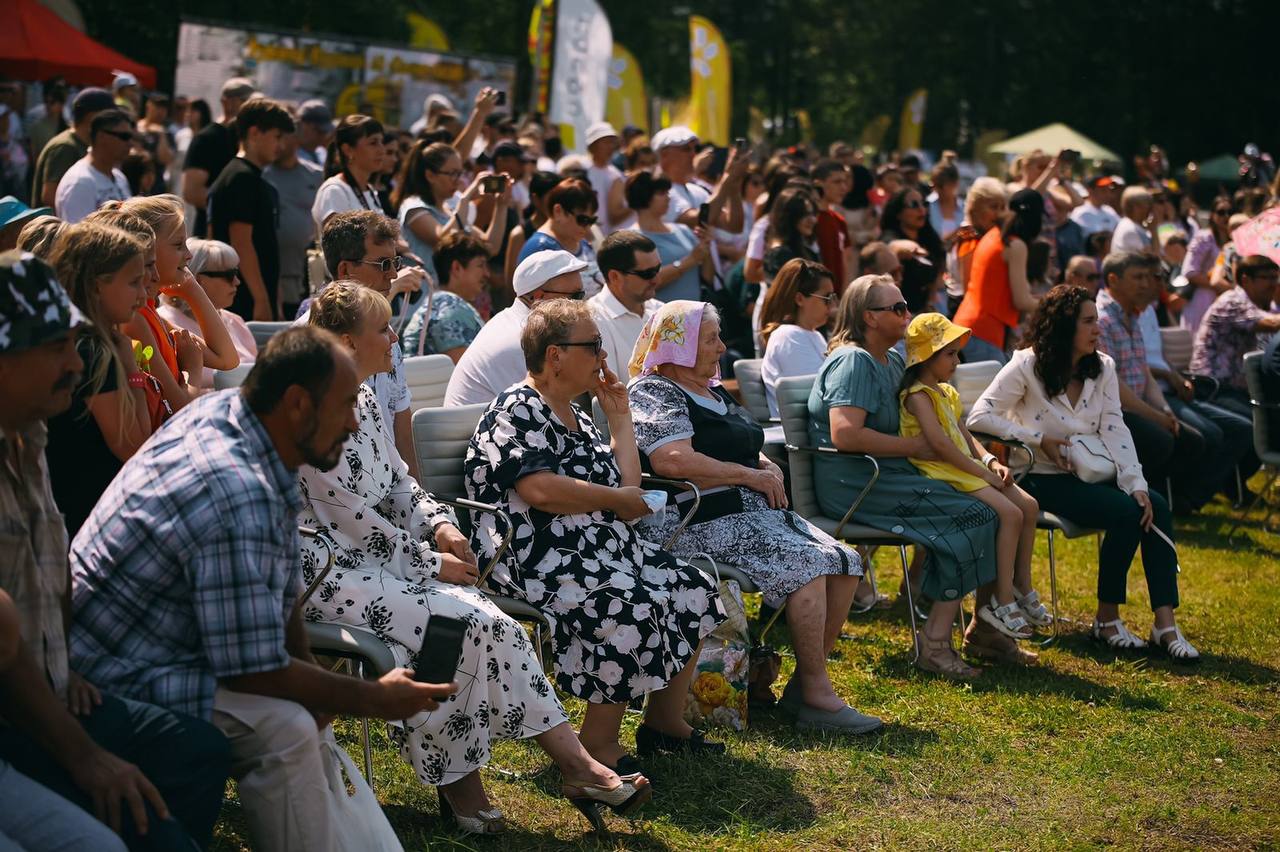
[2,70,1280,851]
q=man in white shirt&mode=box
[651,125,746,234]
[1110,186,1155,255]
[444,250,587,406]
[584,122,628,234]
[589,231,663,373]
[1069,175,1122,237]
[53,110,133,223]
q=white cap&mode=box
[585,121,619,147]
[650,125,698,151]
[423,93,454,115]
[512,250,588,297]
[111,71,138,92]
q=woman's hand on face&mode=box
[593,364,631,419]
[1132,490,1154,531]
[1039,435,1073,471]
[160,267,199,299]
[611,485,652,521]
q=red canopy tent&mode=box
[0,0,157,89]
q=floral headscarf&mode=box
[627,299,721,387]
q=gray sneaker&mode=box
[794,704,884,734]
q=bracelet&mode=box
[127,373,148,390]
[980,452,997,468]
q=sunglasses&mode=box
[807,292,836,303]
[575,213,599,228]
[201,268,240,280]
[903,199,926,209]
[625,264,662,281]
[101,129,135,143]
[555,334,603,355]
[359,256,404,274]
[867,300,909,317]
[541,288,586,301]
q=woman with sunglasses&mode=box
[810,275,1015,673]
[1179,197,1235,333]
[624,170,712,303]
[157,238,257,388]
[516,178,605,296]
[880,187,946,274]
[759,258,836,418]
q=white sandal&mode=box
[978,597,1033,639]
[1091,618,1147,650]
[1150,624,1201,662]
[1015,588,1052,627]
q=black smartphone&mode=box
[414,615,467,684]
[734,137,748,153]
[1060,149,1080,166]
[494,91,507,106]
[480,174,509,195]
[697,202,711,226]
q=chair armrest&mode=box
[433,497,514,587]
[1187,373,1220,400]
[297,526,336,610]
[640,474,701,549]
[970,432,1035,481]
[784,443,881,540]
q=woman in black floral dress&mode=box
[465,298,726,774]
[299,283,649,834]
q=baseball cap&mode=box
[71,88,115,123]
[111,71,138,92]
[512,250,588,297]
[0,250,88,356]
[0,196,53,231]
[585,121,619,148]
[650,126,698,152]
[298,99,334,133]
[220,77,257,100]
[423,93,454,115]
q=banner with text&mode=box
[547,0,612,152]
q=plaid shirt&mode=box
[1095,289,1150,396]
[1190,286,1268,389]
[70,390,304,720]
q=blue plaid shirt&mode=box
[70,390,304,719]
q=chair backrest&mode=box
[776,374,821,519]
[1161,326,1194,374]
[733,358,772,422]
[1242,351,1274,458]
[952,360,1002,416]
[590,397,611,441]
[411,403,488,499]
[212,363,253,390]
[402,354,453,412]
[245,321,293,349]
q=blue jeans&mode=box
[0,693,230,851]
[0,760,126,851]
[961,334,1008,365]
[1167,393,1258,500]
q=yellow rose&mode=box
[692,671,732,707]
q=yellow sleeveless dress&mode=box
[899,381,989,493]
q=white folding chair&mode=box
[211,363,253,390]
[402,353,453,412]
[245,320,293,349]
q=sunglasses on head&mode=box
[555,334,603,355]
[201,268,239,280]
[867,300,909,317]
[359,256,404,274]
[625,264,662,281]
[575,213,599,228]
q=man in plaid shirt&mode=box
[71,327,453,852]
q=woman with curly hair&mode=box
[967,285,1199,661]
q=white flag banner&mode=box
[548,0,612,153]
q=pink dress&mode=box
[157,303,257,389]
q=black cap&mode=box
[71,87,115,123]
[493,141,532,162]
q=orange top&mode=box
[953,228,1019,350]
[139,302,180,379]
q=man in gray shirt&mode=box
[264,114,322,319]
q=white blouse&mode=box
[965,347,1148,495]
[761,325,827,418]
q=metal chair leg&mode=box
[758,602,788,645]
[1040,527,1060,647]
[898,544,919,662]
[357,659,374,787]
[1227,467,1277,543]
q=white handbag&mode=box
[1067,434,1117,484]
[320,729,404,852]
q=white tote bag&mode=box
[320,729,404,852]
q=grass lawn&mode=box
[212,495,1280,851]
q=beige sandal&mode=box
[915,631,982,680]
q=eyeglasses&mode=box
[541,288,586,300]
[359,256,404,274]
[575,214,599,228]
[807,292,836,303]
[555,335,603,355]
[201,268,240,280]
[101,129,134,143]
[625,264,662,281]
[867,301,909,317]
[904,199,926,209]
[432,168,462,178]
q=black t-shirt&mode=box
[45,335,123,538]
[185,122,238,236]
[209,157,280,319]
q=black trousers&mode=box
[1122,411,1207,506]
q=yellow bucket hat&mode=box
[904,312,972,368]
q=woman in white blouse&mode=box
[967,285,1199,660]
[759,258,836,418]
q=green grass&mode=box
[212,494,1280,851]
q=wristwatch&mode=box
[672,257,684,271]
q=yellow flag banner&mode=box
[686,15,730,145]
[859,114,891,152]
[898,88,927,152]
[528,0,556,114]
[605,43,647,134]
[405,12,450,51]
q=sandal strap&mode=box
[1152,625,1200,658]
[990,598,1030,630]
[1094,618,1146,647]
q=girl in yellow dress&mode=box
[899,313,1044,640]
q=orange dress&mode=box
[953,228,1019,351]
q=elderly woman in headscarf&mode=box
[625,300,881,735]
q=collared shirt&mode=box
[444,300,532,406]
[0,423,69,700]
[70,390,304,719]
[588,286,661,375]
[1190,286,1270,389]
[1095,289,1150,396]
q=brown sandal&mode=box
[915,631,982,680]
[962,620,1039,665]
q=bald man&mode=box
[1066,255,1101,296]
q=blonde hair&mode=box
[16,215,68,260]
[1121,186,1152,216]
[308,280,392,337]
[964,177,1006,221]
[521,299,593,374]
[117,194,185,241]
[83,207,156,250]
[827,274,896,353]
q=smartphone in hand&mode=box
[414,615,467,685]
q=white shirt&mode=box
[746,214,770,262]
[311,175,382,233]
[761,325,826,418]
[588,286,661,377]
[1069,201,1120,237]
[966,347,1148,495]
[664,180,710,224]
[1111,217,1152,253]
[1138,303,1171,384]
[587,163,624,233]
[54,156,131,223]
[444,300,531,406]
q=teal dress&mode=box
[807,345,998,601]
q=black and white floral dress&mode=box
[464,384,725,704]
[628,374,862,605]
[298,384,567,787]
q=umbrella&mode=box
[0,0,156,89]
[1232,207,1280,266]
[987,122,1122,165]
[1190,154,1242,184]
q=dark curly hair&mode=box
[1022,284,1101,397]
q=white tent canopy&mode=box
[988,122,1123,165]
